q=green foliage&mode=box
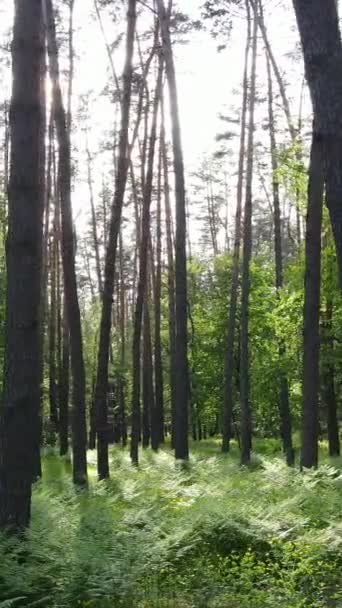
[186,251,309,436]
[1,445,342,607]
[188,255,229,429]
[276,139,307,215]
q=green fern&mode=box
[0,444,341,607]
[0,599,27,608]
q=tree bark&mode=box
[301,132,324,469]
[95,0,137,479]
[130,53,163,465]
[67,0,75,132]
[48,227,59,430]
[142,298,154,448]
[222,0,250,453]
[86,140,103,294]
[39,114,53,456]
[266,52,294,466]
[255,0,302,246]
[157,0,189,460]
[251,0,296,140]
[292,0,342,286]
[161,105,177,448]
[321,299,340,457]
[0,0,45,529]
[45,0,87,485]
[59,301,70,456]
[119,231,127,447]
[240,10,257,466]
[154,140,165,444]
[3,101,9,210]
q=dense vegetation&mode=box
[1,442,342,607]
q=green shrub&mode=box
[0,444,341,607]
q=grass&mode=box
[0,439,342,607]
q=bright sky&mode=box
[0,0,312,251]
[73,0,305,161]
[0,0,306,151]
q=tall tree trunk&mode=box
[0,0,44,529]
[67,0,75,131]
[132,167,141,314]
[142,298,154,448]
[301,132,324,469]
[39,114,53,454]
[154,140,165,444]
[86,140,103,293]
[48,228,59,430]
[224,172,230,252]
[119,231,127,446]
[59,299,70,456]
[251,0,296,140]
[88,330,98,450]
[256,0,302,246]
[130,53,163,465]
[95,0,137,479]
[162,116,177,448]
[222,1,250,453]
[157,0,189,460]
[3,101,9,205]
[292,1,342,286]
[240,10,257,466]
[266,53,294,466]
[321,298,340,457]
[45,0,88,485]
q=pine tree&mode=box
[0,0,45,529]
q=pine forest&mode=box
[0,1,342,606]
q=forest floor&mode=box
[1,439,342,608]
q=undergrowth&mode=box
[1,441,342,607]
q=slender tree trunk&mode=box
[301,132,324,469]
[198,419,202,441]
[256,0,302,247]
[48,229,59,430]
[251,0,296,140]
[224,172,230,252]
[142,298,154,448]
[119,232,127,447]
[295,77,306,247]
[222,1,250,453]
[192,419,197,441]
[101,177,109,250]
[59,300,70,456]
[67,0,75,131]
[88,330,98,450]
[266,53,294,466]
[3,101,9,204]
[0,102,9,249]
[130,53,163,465]
[240,10,257,466]
[95,0,137,479]
[86,140,103,293]
[132,168,141,312]
[93,0,121,95]
[161,107,177,449]
[321,299,340,457]
[45,0,88,485]
[39,114,53,454]
[0,0,44,529]
[154,141,165,444]
[157,0,189,460]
